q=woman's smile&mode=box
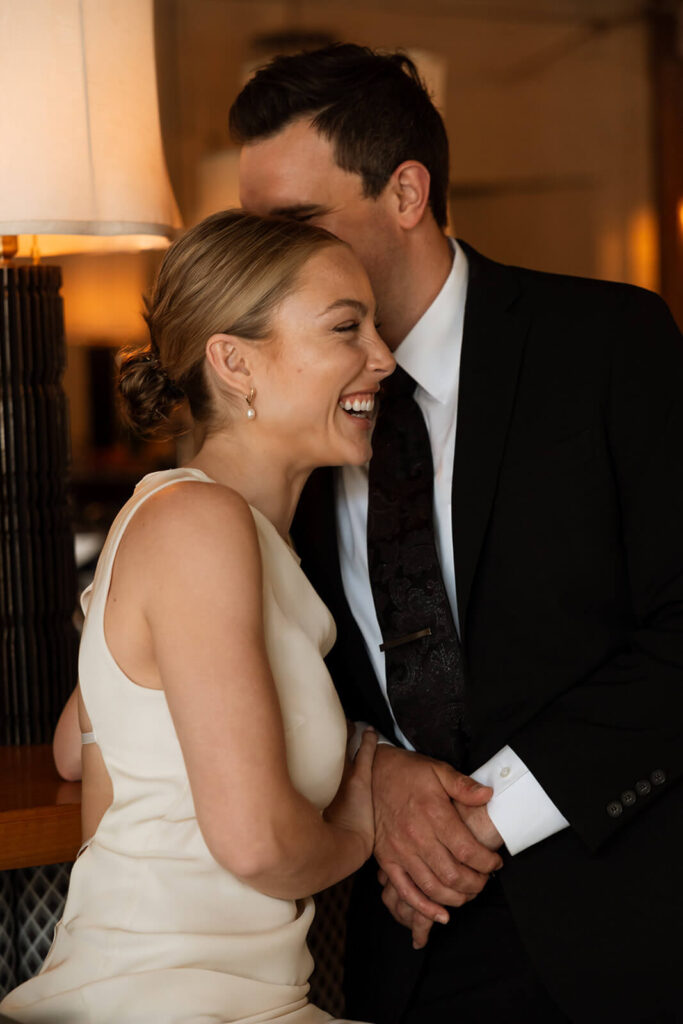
[338,389,378,428]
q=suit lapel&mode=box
[453,241,530,640]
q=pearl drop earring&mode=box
[245,387,256,420]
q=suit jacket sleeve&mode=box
[509,288,683,853]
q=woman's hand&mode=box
[324,728,378,860]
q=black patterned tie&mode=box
[367,365,469,767]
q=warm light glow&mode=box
[678,198,683,235]
[195,149,241,223]
[628,206,659,292]
[0,0,182,255]
[58,252,158,346]
[14,234,172,260]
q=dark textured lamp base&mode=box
[0,264,77,744]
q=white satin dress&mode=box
[0,469,366,1024]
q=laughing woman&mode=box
[0,210,394,1023]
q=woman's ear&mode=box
[205,333,252,395]
[390,161,431,230]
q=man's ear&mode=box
[390,161,431,229]
[205,333,253,395]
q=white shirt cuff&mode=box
[471,745,569,855]
[348,721,394,759]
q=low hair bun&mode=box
[118,346,186,439]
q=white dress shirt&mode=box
[337,240,568,855]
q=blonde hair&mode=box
[119,209,343,437]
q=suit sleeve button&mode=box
[650,769,666,786]
[635,779,651,797]
[621,789,637,807]
[606,800,623,818]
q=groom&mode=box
[231,45,682,1023]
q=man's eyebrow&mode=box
[319,299,369,317]
[269,203,324,218]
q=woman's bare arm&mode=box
[53,685,114,841]
[53,685,81,781]
[123,482,374,899]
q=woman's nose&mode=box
[367,328,396,380]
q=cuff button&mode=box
[650,769,666,786]
[635,779,651,797]
[606,800,623,818]
[621,790,636,807]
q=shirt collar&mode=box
[393,238,468,405]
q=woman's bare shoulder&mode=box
[119,479,262,588]
[129,478,256,541]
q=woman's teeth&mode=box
[339,396,375,417]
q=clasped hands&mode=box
[372,745,504,949]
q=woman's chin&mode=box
[314,440,371,470]
[344,440,373,467]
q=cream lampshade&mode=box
[0,0,181,256]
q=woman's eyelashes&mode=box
[332,318,381,335]
[333,320,361,334]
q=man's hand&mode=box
[372,746,504,925]
[377,800,505,948]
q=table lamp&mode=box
[0,0,181,743]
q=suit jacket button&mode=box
[635,779,651,797]
[621,789,637,807]
[650,769,666,786]
[606,800,623,818]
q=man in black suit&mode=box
[230,45,682,1023]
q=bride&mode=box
[0,209,395,1023]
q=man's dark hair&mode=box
[229,44,450,229]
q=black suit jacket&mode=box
[292,243,682,1023]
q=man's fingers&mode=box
[385,864,450,923]
[406,851,489,902]
[380,880,439,949]
[433,763,492,807]
[381,882,408,923]
[381,880,417,930]
[438,819,503,874]
[411,913,434,950]
[421,838,493,894]
[371,747,502,896]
